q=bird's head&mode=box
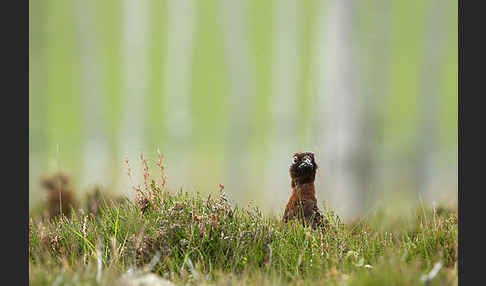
[289,152,318,185]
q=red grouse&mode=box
[282,152,326,230]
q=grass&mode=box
[29,156,457,285]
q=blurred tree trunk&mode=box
[315,0,362,219]
[119,0,149,194]
[163,0,195,192]
[267,0,300,212]
[417,0,447,199]
[147,1,168,159]
[75,0,110,191]
[221,0,255,204]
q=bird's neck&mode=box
[291,181,316,201]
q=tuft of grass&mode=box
[29,154,457,285]
[29,190,457,285]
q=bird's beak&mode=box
[299,158,313,168]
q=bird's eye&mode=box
[292,157,298,164]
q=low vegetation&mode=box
[29,155,458,285]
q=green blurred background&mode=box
[29,0,457,219]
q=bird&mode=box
[41,172,77,218]
[282,152,326,230]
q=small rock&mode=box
[118,271,175,286]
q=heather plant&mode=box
[29,154,458,285]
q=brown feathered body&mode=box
[282,152,325,230]
[41,172,76,218]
